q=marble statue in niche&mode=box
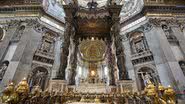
[0,61,9,81]
[29,69,48,90]
[138,67,159,89]
[142,73,152,86]
[35,70,47,85]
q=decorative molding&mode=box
[148,18,185,27]
[120,0,144,23]
[131,50,154,65]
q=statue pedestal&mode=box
[48,79,67,92]
[117,80,134,93]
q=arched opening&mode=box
[0,60,9,81]
[179,61,185,76]
[137,67,159,90]
[28,67,48,90]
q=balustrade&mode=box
[1,78,177,104]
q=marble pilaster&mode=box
[144,25,184,90]
[11,27,42,84]
[0,27,17,61]
[171,26,185,56]
[182,25,185,38]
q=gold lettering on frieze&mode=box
[0,13,40,18]
[146,13,185,17]
[15,12,40,17]
[146,13,173,16]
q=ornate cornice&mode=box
[1,19,39,30]
[148,18,185,28]
[120,4,185,27]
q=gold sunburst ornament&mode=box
[79,38,106,62]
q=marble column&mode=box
[171,26,185,89]
[108,43,116,85]
[144,25,183,90]
[69,43,77,85]
[110,21,129,84]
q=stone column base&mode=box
[48,79,67,92]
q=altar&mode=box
[75,83,109,93]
